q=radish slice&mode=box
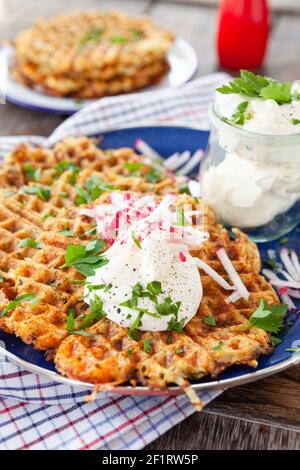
[195,258,234,291]
[217,248,250,300]
[287,288,300,299]
[180,150,204,176]
[135,139,164,163]
[225,291,242,304]
[269,279,300,289]
[280,248,299,281]
[291,251,300,280]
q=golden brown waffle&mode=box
[12,10,174,98]
[0,137,279,394]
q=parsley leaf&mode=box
[19,185,51,202]
[230,101,249,125]
[217,70,294,105]
[145,168,162,183]
[260,82,292,105]
[146,281,162,296]
[203,315,216,326]
[128,311,144,340]
[142,339,152,353]
[80,27,104,47]
[156,297,181,317]
[0,293,37,318]
[212,341,224,350]
[23,163,41,182]
[61,240,107,276]
[249,299,288,334]
[112,35,127,44]
[59,229,75,237]
[74,175,116,206]
[167,317,185,333]
[291,119,300,125]
[175,207,189,226]
[131,231,142,249]
[18,238,43,249]
[124,162,144,173]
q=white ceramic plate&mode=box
[0,38,198,115]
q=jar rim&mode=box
[209,105,300,146]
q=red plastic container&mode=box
[217,0,270,70]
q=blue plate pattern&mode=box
[0,124,299,393]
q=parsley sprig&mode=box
[120,281,183,338]
[18,237,43,249]
[0,293,37,318]
[61,239,107,276]
[74,174,117,206]
[217,70,295,105]
[249,299,288,334]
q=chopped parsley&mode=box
[18,237,43,249]
[217,70,294,105]
[124,162,144,173]
[249,299,288,334]
[212,341,224,350]
[59,229,75,237]
[131,231,141,250]
[175,207,189,227]
[128,311,144,340]
[111,35,127,44]
[54,161,80,184]
[145,168,162,183]
[142,339,152,353]
[203,315,216,327]
[23,163,41,182]
[74,174,116,206]
[167,318,185,333]
[80,27,104,47]
[0,293,37,318]
[19,185,51,202]
[60,239,107,276]
[228,101,249,126]
[175,347,184,355]
[279,237,289,245]
[291,119,300,125]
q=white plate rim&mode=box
[1,38,198,115]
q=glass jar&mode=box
[199,105,300,242]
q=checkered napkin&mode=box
[0,73,230,450]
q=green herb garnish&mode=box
[59,229,75,237]
[131,231,141,250]
[229,101,249,125]
[60,239,107,276]
[212,341,224,350]
[217,70,294,105]
[74,174,116,206]
[128,311,144,340]
[167,317,185,333]
[19,186,51,202]
[249,299,288,334]
[23,163,41,182]
[111,35,127,44]
[18,237,43,249]
[291,119,300,125]
[0,293,37,318]
[143,339,152,353]
[203,315,216,327]
[175,207,189,227]
[80,27,104,47]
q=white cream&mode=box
[82,194,208,332]
[84,237,202,331]
[201,85,300,229]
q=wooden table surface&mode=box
[1,0,300,451]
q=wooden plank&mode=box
[146,408,300,450]
[147,365,300,450]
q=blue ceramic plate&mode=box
[0,123,299,395]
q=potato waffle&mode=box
[12,10,174,98]
[0,137,278,396]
